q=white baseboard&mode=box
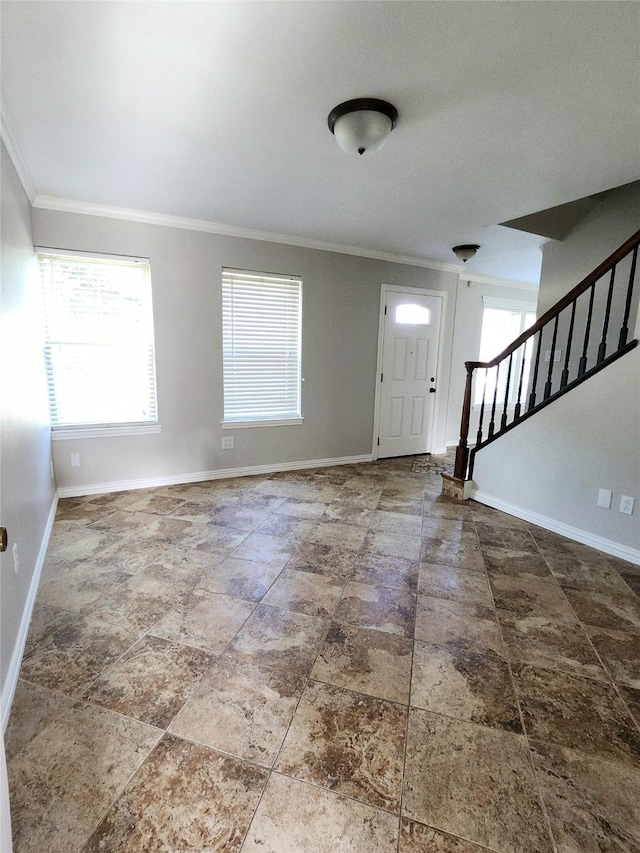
[1,492,59,731]
[471,489,640,566]
[57,454,375,498]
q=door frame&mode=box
[372,283,448,460]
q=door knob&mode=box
[0,527,7,553]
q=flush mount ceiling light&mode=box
[327,98,398,156]
[452,244,481,263]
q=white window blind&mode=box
[222,268,302,424]
[38,250,158,429]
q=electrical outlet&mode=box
[12,542,19,574]
[221,436,234,450]
[71,453,80,467]
[597,488,612,509]
[620,495,635,515]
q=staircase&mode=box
[444,228,640,496]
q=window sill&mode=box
[52,424,162,440]
[221,418,304,429]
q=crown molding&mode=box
[31,195,539,288]
[460,272,538,291]
[0,103,37,203]
[0,105,539,289]
[32,194,466,274]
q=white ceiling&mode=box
[2,1,639,283]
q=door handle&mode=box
[429,387,436,393]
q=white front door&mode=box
[377,290,442,458]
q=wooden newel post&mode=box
[454,363,474,480]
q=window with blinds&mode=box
[222,268,302,425]
[38,250,158,429]
[474,297,536,406]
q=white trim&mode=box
[221,418,304,429]
[372,291,388,461]
[56,454,374,498]
[0,102,36,203]
[373,284,448,460]
[32,194,470,276]
[471,488,640,566]
[35,247,149,264]
[460,273,539,292]
[1,493,59,731]
[482,295,537,311]
[52,424,162,440]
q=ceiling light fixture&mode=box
[452,244,480,263]
[328,98,398,156]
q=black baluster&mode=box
[618,245,638,349]
[578,283,596,376]
[528,329,543,411]
[544,315,559,400]
[476,368,488,446]
[488,363,499,439]
[597,265,616,364]
[514,341,527,419]
[501,353,513,430]
[561,301,576,388]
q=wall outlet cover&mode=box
[620,495,635,515]
[221,436,234,450]
[71,452,81,467]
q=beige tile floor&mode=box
[5,453,640,852]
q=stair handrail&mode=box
[452,227,640,481]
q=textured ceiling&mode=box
[2,1,639,283]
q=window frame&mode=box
[221,267,303,428]
[37,247,159,436]
[473,296,537,409]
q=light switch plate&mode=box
[597,488,612,509]
[221,436,234,450]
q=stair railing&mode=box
[453,228,640,481]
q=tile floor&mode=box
[5,453,640,852]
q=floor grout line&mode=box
[477,518,560,853]
[12,453,640,852]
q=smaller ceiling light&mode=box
[452,244,480,263]
[328,98,398,156]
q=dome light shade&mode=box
[452,244,481,263]
[328,98,398,156]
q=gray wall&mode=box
[33,208,459,491]
[0,141,56,704]
[473,347,639,553]
[473,185,640,555]
[531,183,640,402]
[537,181,640,315]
